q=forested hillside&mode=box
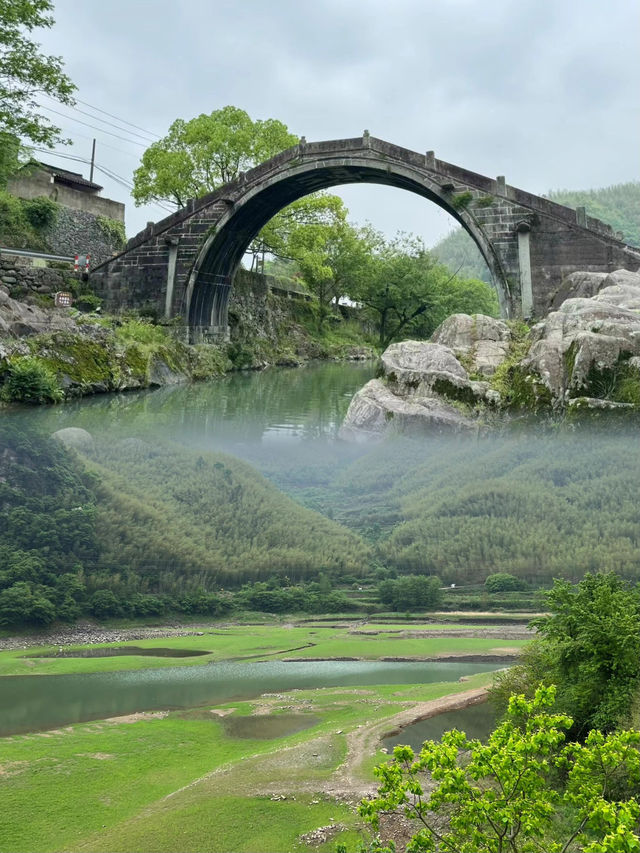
[433,182,640,278]
[263,434,640,587]
[548,182,640,247]
[0,426,369,626]
[89,440,369,591]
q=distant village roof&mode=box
[36,161,103,193]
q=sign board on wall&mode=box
[54,292,73,308]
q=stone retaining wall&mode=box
[0,254,79,298]
[43,207,124,267]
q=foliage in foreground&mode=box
[357,686,640,853]
[492,572,640,737]
[0,0,76,151]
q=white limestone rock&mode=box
[339,378,475,440]
[431,313,511,376]
[521,272,640,400]
[51,427,95,451]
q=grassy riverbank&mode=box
[1,672,494,853]
[0,621,527,676]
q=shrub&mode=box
[97,216,126,251]
[115,318,170,346]
[22,196,58,229]
[2,356,63,404]
[89,589,121,618]
[485,572,526,592]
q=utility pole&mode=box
[89,138,96,183]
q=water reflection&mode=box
[0,660,498,736]
[382,701,498,752]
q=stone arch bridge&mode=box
[90,134,640,338]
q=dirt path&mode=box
[327,685,489,797]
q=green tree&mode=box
[492,573,640,738]
[484,572,525,593]
[359,686,640,853]
[532,573,640,735]
[349,233,449,347]
[132,106,298,207]
[0,0,76,150]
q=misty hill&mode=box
[0,426,369,626]
[88,439,369,590]
[298,434,640,587]
[433,181,640,279]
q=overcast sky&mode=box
[35,0,640,244]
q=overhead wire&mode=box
[30,146,177,215]
[70,96,162,140]
[44,101,158,144]
[39,105,148,146]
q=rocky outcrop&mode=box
[340,318,510,439]
[0,287,219,402]
[431,313,511,377]
[523,270,640,403]
[342,271,640,438]
[0,286,79,337]
[339,377,476,439]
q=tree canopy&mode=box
[0,0,76,149]
[348,231,498,347]
[132,106,298,207]
[492,572,640,738]
[358,685,640,853]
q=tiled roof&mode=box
[37,162,103,192]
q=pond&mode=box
[25,646,210,659]
[382,699,498,752]
[0,659,498,736]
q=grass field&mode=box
[0,622,527,677]
[0,673,495,852]
[0,622,521,851]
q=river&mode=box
[0,659,498,736]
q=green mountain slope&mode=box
[89,440,369,591]
[309,434,640,586]
[0,426,369,626]
[548,182,640,247]
[432,182,640,279]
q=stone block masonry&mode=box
[90,135,640,330]
[43,208,124,267]
[0,253,80,298]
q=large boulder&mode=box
[431,313,511,376]
[339,378,475,440]
[522,270,640,401]
[0,290,78,337]
[382,340,468,394]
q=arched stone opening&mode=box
[186,158,509,335]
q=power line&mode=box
[72,97,162,140]
[46,100,158,144]
[40,105,148,147]
[31,146,177,215]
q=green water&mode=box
[0,660,497,736]
[382,700,498,751]
[5,361,377,449]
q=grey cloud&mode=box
[35,0,639,241]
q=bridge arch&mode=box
[185,142,510,333]
[90,136,640,330]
